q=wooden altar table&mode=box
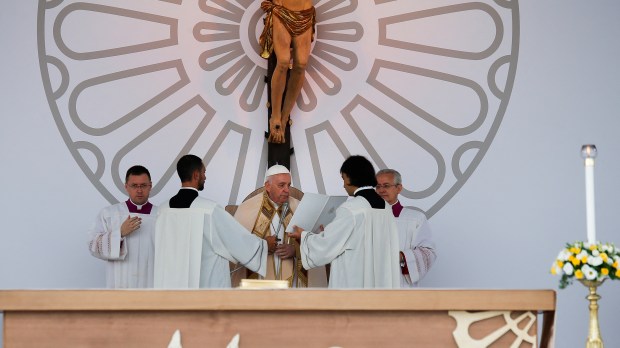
[0,289,555,347]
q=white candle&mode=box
[581,145,597,244]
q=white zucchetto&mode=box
[264,164,290,181]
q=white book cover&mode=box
[285,192,348,233]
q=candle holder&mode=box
[551,242,620,347]
[579,279,605,348]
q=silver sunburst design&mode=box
[38,0,519,217]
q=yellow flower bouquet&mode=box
[551,241,620,289]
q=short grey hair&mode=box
[376,168,402,185]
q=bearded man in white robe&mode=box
[290,156,400,288]
[376,169,437,288]
[88,165,157,288]
[154,154,267,288]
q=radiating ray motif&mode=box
[38,0,519,213]
[448,310,537,347]
[54,2,178,60]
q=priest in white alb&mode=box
[88,165,157,288]
[290,155,400,288]
[154,154,268,288]
[376,169,436,287]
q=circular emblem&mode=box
[38,0,519,217]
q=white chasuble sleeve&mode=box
[300,207,355,271]
[210,205,267,278]
[87,204,127,261]
[154,206,204,288]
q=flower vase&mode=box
[579,279,605,348]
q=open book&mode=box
[285,192,348,233]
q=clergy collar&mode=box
[353,186,374,195]
[391,200,403,218]
[354,187,386,209]
[180,186,199,192]
[126,199,153,214]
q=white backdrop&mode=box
[1,1,620,347]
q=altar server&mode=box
[290,156,400,288]
[154,154,267,288]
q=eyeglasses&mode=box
[128,184,151,190]
[375,184,399,190]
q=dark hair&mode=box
[177,154,204,183]
[125,165,151,182]
[340,155,377,187]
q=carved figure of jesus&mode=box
[260,0,316,144]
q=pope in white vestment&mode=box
[232,164,327,288]
[88,166,157,288]
[233,191,303,286]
